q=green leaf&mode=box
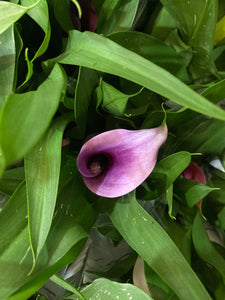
[19,0,51,85]
[0,149,5,178]
[108,31,190,79]
[151,6,177,41]
[163,215,192,263]
[202,78,225,104]
[14,25,23,85]
[0,63,66,167]
[97,0,119,33]
[25,115,72,262]
[0,0,39,35]
[160,0,218,80]
[50,274,85,300]
[53,30,225,120]
[192,211,225,283]
[100,80,129,116]
[175,178,218,207]
[179,118,225,154]
[0,174,89,299]
[73,67,98,138]
[166,184,175,219]
[0,167,24,196]
[0,26,15,109]
[22,0,50,60]
[149,151,191,190]
[99,80,142,116]
[145,263,177,300]
[0,182,27,256]
[53,0,74,32]
[215,280,225,300]
[97,0,139,35]
[109,192,211,300]
[217,207,225,231]
[8,242,84,300]
[80,278,154,300]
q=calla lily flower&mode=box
[182,162,206,207]
[77,125,168,198]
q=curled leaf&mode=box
[182,162,206,207]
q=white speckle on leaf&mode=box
[194,14,197,25]
[142,216,147,221]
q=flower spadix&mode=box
[77,125,168,198]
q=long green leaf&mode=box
[53,30,225,120]
[25,115,72,262]
[21,0,50,60]
[0,63,66,167]
[97,0,119,33]
[97,0,139,34]
[74,67,98,138]
[0,26,15,109]
[108,31,189,79]
[0,175,89,299]
[0,0,39,35]
[192,211,225,282]
[51,274,85,300]
[109,192,211,300]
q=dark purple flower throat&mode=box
[87,154,109,176]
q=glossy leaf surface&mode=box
[81,278,154,300]
[109,192,211,300]
[0,0,39,35]
[54,30,225,120]
[0,175,89,299]
[25,115,72,261]
[0,63,65,166]
[0,26,15,109]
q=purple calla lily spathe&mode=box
[77,125,168,198]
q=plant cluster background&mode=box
[1,0,225,299]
